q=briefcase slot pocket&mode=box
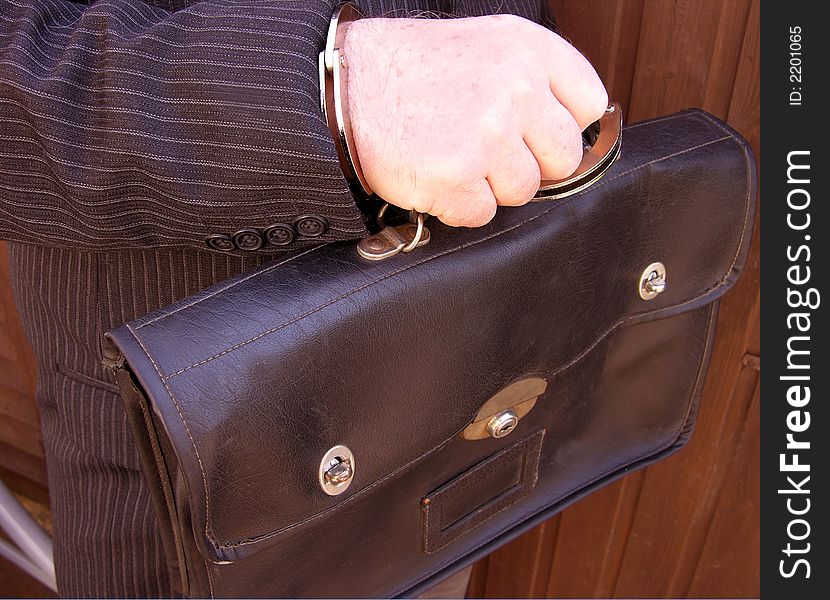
[422,429,544,554]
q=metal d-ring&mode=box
[375,203,427,253]
[401,212,426,253]
[357,203,431,261]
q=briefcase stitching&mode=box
[123,114,750,551]
[135,245,326,330]
[160,132,746,381]
[133,110,747,335]
[129,301,716,552]
[421,429,545,554]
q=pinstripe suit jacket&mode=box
[1,1,554,595]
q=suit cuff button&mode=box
[232,229,264,251]
[294,215,328,237]
[264,223,295,246]
[205,234,234,252]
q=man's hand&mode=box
[344,14,608,227]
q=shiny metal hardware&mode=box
[639,262,667,300]
[487,409,520,439]
[534,102,623,201]
[319,3,374,200]
[356,104,622,261]
[319,445,355,496]
[357,203,430,261]
[325,459,352,485]
[462,377,547,440]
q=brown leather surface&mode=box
[422,429,545,554]
[105,109,757,598]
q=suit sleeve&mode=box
[0,0,369,252]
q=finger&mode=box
[486,139,541,206]
[433,178,498,228]
[541,33,609,130]
[523,94,583,180]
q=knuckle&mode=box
[498,160,540,205]
[547,134,582,179]
[564,145,583,175]
[479,107,512,142]
[430,155,477,189]
[585,83,609,125]
[439,188,496,228]
[517,176,541,204]
[574,64,609,126]
[466,200,498,227]
[510,76,536,102]
[409,194,436,216]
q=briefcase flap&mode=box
[104,109,755,566]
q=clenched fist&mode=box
[344,14,608,227]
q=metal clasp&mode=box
[462,377,548,440]
[319,445,356,496]
[639,262,667,300]
[357,204,430,261]
[487,409,520,439]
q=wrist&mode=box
[343,18,408,197]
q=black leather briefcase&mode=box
[104,109,756,598]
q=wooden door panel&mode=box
[626,0,754,122]
[550,0,645,112]
[0,240,47,499]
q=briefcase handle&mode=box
[357,103,623,261]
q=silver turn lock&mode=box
[324,458,353,486]
[319,445,355,496]
[639,262,667,300]
[486,409,519,439]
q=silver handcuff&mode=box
[319,3,623,262]
[356,103,623,261]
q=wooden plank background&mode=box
[0,241,47,502]
[468,0,760,596]
[0,0,760,596]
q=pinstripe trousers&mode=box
[7,245,276,596]
[2,0,553,595]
